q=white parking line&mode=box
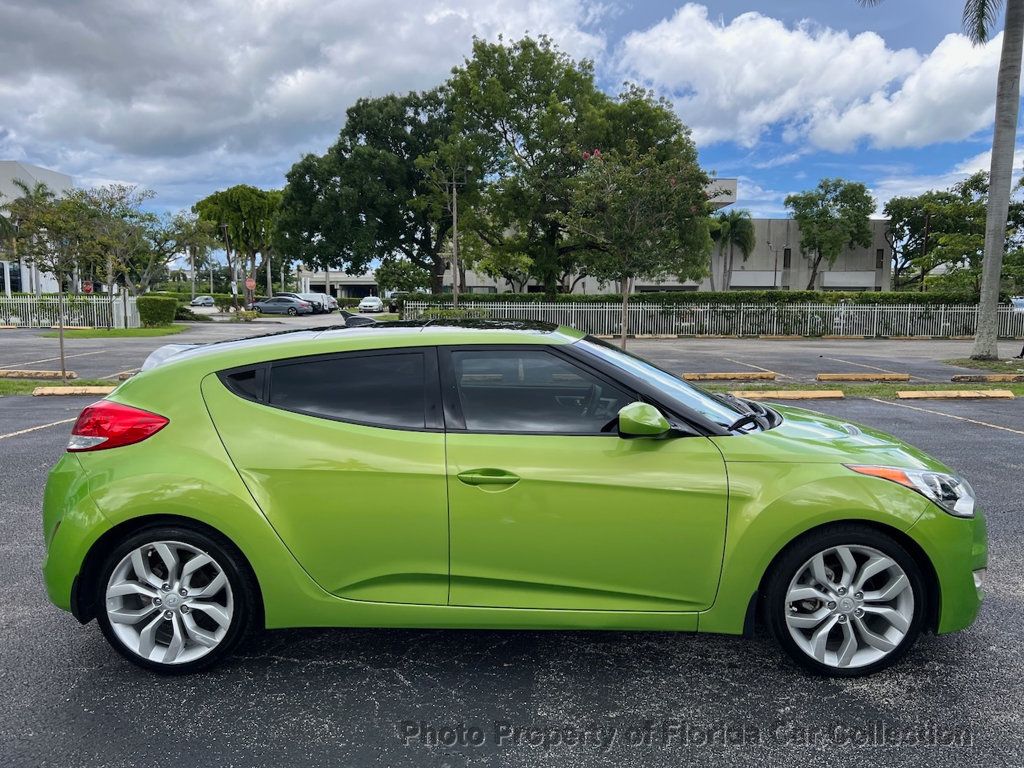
[868,398,1024,436]
[0,417,76,441]
[0,350,106,370]
[722,357,789,380]
[821,356,913,377]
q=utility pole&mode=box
[451,168,461,307]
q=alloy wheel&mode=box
[784,544,915,669]
[104,540,234,665]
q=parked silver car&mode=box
[252,296,313,315]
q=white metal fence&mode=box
[0,295,140,328]
[403,301,1024,338]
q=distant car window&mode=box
[450,349,631,434]
[269,352,427,429]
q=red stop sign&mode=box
[82,280,93,294]
[245,277,256,291]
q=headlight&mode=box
[847,465,975,518]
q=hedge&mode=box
[400,289,993,307]
[136,296,179,327]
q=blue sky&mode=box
[0,1,1013,218]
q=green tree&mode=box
[375,257,431,294]
[4,181,102,379]
[560,142,712,348]
[712,209,755,291]
[277,90,455,292]
[785,179,874,290]
[194,185,281,305]
[860,0,1024,357]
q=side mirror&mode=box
[617,402,671,439]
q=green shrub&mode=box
[136,296,178,327]
[174,305,212,322]
[230,310,258,323]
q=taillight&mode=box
[67,400,169,452]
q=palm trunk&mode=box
[266,251,273,298]
[619,276,632,349]
[973,0,1024,359]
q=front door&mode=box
[441,346,729,612]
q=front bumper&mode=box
[907,503,987,634]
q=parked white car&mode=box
[358,295,384,313]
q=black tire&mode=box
[287,307,297,316]
[95,524,259,675]
[764,523,926,677]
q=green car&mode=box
[42,321,986,676]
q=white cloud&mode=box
[0,0,605,208]
[869,146,1024,211]
[618,4,1002,152]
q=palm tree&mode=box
[713,209,755,291]
[860,0,1024,358]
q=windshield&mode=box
[575,337,748,428]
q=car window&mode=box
[269,352,427,429]
[450,349,631,434]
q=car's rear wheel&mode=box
[765,524,925,677]
[96,525,258,674]
[287,307,297,316]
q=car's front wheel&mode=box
[96,525,258,674]
[765,524,926,676]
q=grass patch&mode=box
[40,325,190,339]
[701,381,1024,399]
[0,378,113,396]
[944,357,1024,373]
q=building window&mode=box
[783,248,792,268]
[468,286,497,294]
[876,248,884,269]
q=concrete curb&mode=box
[816,373,910,382]
[0,370,77,379]
[684,372,776,381]
[32,386,116,397]
[730,390,844,400]
[896,390,1015,399]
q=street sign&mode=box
[82,280,93,294]
[245,277,256,291]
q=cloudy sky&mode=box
[0,0,1014,217]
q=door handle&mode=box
[457,469,520,486]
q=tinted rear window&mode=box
[269,352,426,429]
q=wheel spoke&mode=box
[787,584,831,603]
[810,553,834,588]
[862,574,909,603]
[163,614,186,663]
[130,549,161,588]
[787,606,831,629]
[152,543,180,584]
[182,613,220,647]
[853,555,894,592]
[107,604,159,625]
[180,553,213,588]
[809,615,839,662]
[190,601,231,629]
[106,582,157,600]
[192,571,227,599]
[835,547,857,588]
[861,604,911,634]
[836,620,858,667]
[853,615,897,652]
[136,613,164,659]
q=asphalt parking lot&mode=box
[1,337,1022,767]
